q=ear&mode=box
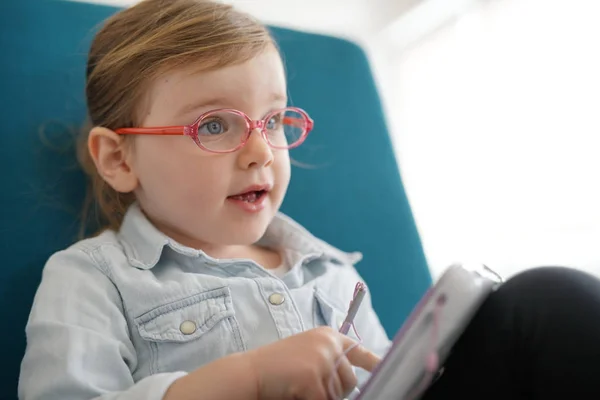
[88,127,139,193]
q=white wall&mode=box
[71,0,408,41]
[74,0,600,281]
[372,0,600,279]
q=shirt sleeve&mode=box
[18,247,187,400]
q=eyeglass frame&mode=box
[115,106,314,154]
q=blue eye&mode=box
[266,114,282,130]
[199,119,225,135]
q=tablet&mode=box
[356,263,503,400]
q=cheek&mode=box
[273,151,291,192]
[131,138,231,206]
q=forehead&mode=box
[142,48,287,125]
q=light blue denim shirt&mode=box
[19,203,391,400]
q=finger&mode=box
[337,357,358,397]
[341,336,381,372]
[326,368,343,400]
[310,384,331,400]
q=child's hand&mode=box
[247,326,380,400]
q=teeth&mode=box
[232,191,259,202]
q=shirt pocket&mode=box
[313,288,350,333]
[134,286,246,374]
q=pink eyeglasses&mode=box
[116,106,314,154]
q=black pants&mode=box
[422,267,600,399]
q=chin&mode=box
[223,213,274,245]
[223,227,268,246]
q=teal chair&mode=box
[0,0,431,398]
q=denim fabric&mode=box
[19,203,390,400]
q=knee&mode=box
[492,266,600,310]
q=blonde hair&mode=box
[79,0,275,234]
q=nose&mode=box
[236,127,274,170]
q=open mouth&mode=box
[227,189,268,203]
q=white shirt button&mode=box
[179,320,197,335]
[268,293,285,305]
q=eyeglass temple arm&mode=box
[115,126,186,135]
[283,116,313,130]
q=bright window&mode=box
[380,0,600,278]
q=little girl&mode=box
[19,0,600,399]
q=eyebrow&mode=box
[177,93,288,117]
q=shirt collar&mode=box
[118,202,362,270]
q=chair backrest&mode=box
[0,1,431,398]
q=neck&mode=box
[205,243,283,270]
[140,209,282,269]
[152,221,282,269]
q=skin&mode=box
[89,46,289,268]
[88,46,380,399]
